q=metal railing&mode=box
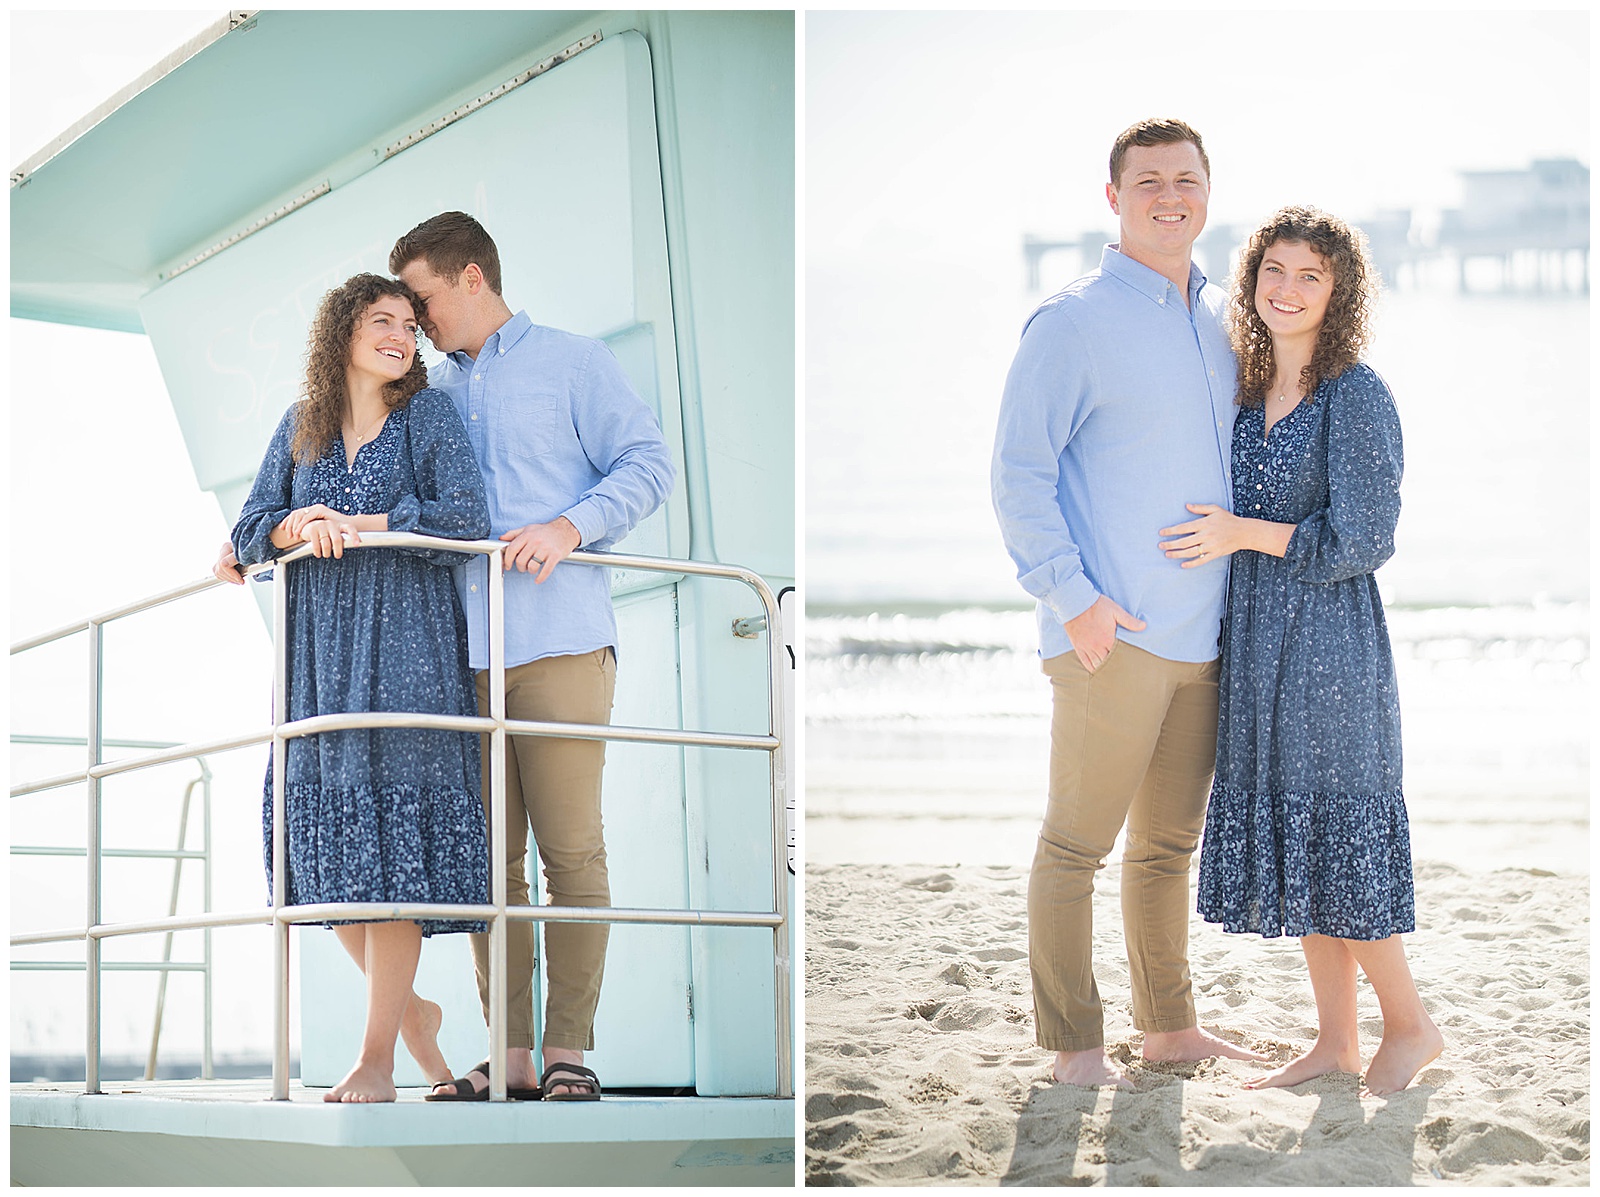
[10,735,214,1081]
[9,532,792,1101]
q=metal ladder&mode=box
[9,735,214,1081]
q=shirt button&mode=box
[470,584,478,593]
[1258,463,1265,470]
[471,413,478,420]
[474,373,482,380]
[1254,505,1261,511]
[1256,483,1263,490]
[344,487,351,493]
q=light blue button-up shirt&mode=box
[992,245,1237,664]
[432,311,675,670]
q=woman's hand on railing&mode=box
[283,504,342,539]
[212,542,245,586]
[270,506,361,554]
[300,518,361,558]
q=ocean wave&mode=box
[808,609,1037,658]
[808,602,1589,662]
[806,602,1590,727]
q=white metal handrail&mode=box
[9,532,792,1101]
[9,735,214,1081]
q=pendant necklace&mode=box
[344,408,388,469]
[1265,382,1300,445]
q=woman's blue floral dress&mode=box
[232,387,490,935]
[1197,364,1414,941]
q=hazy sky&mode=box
[803,9,1591,610]
[808,10,1591,265]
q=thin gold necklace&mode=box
[344,408,389,448]
[343,408,389,472]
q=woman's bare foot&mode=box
[1051,1048,1133,1089]
[1142,1025,1268,1064]
[399,997,453,1086]
[1243,1040,1361,1090]
[1361,1020,1443,1096]
[325,1059,398,1103]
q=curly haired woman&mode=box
[232,273,491,1102]
[1158,206,1442,1095]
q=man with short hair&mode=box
[218,212,674,1100]
[991,119,1263,1088]
[391,212,673,1101]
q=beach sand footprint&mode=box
[806,862,1590,1186]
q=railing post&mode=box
[202,762,214,1080]
[85,620,104,1096]
[271,559,291,1100]
[762,583,793,1099]
[488,548,508,1102]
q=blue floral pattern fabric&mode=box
[1197,364,1414,940]
[233,388,492,935]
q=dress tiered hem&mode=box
[1197,781,1416,941]
[263,781,488,936]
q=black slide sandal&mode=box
[426,1059,492,1101]
[540,1061,602,1101]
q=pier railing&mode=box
[9,533,792,1101]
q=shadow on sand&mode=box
[1001,1048,1433,1185]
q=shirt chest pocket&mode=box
[497,390,565,460]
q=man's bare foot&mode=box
[1243,1040,1361,1090]
[400,997,453,1086]
[1361,1020,1443,1096]
[1142,1025,1269,1064]
[325,1059,397,1103]
[1051,1048,1133,1090]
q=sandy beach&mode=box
[804,859,1589,1186]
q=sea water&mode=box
[806,284,1589,873]
[806,604,1589,872]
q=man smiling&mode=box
[991,119,1262,1088]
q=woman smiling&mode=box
[1159,206,1442,1096]
[231,273,491,1103]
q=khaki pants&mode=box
[1029,643,1219,1052]
[470,648,616,1051]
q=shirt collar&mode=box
[447,310,535,367]
[1100,243,1208,307]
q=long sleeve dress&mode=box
[232,387,491,935]
[1196,363,1412,941]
